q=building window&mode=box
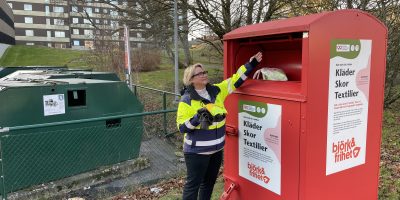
[84,19,90,24]
[55,31,65,38]
[24,17,33,24]
[110,10,117,16]
[55,43,67,48]
[25,30,34,36]
[85,7,92,16]
[137,32,142,38]
[95,19,100,24]
[24,4,32,11]
[111,20,118,28]
[47,31,51,37]
[26,43,35,46]
[112,32,119,40]
[85,41,94,49]
[73,29,79,35]
[73,18,79,24]
[54,19,64,25]
[72,6,78,12]
[103,9,108,14]
[84,29,93,36]
[95,8,99,13]
[104,19,108,25]
[53,6,64,13]
[73,40,80,46]
[46,18,51,25]
[45,6,50,14]
[8,3,12,9]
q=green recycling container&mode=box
[0,68,143,194]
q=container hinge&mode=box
[225,125,237,136]
[220,182,237,200]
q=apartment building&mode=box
[6,0,145,49]
[1,0,15,45]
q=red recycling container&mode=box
[222,9,387,200]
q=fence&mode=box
[0,85,181,200]
[132,84,180,137]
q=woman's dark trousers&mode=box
[182,150,223,200]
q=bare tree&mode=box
[375,0,400,108]
[70,0,193,68]
[185,0,291,56]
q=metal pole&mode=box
[124,24,132,90]
[174,0,179,102]
[163,92,167,135]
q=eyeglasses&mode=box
[191,71,208,78]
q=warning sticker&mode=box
[43,94,65,116]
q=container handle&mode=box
[220,176,238,200]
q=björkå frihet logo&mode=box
[332,137,361,163]
[248,162,270,184]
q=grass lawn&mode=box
[132,67,223,92]
[0,45,88,68]
[378,106,400,199]
[133,46,223,91]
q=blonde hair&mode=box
[183,63,204,86]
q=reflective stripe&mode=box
[227,78,234,94]
[185,135,225,146]
[189,119,225,130]
[240,73,247,81]
[207,119,226,130]
[211,119,225,126]
[185,120,196,129]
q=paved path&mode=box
[66,137,185,199]
[102,137,185,189]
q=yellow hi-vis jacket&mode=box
[177,61,257,153]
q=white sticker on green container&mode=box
[43,94,65,116]
[238,100,281,195]
[326,39,371,175]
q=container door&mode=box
[224,93,300,200]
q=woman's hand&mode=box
[249,52,263,63]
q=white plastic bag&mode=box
[253,67,288,81]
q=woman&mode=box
[177,52,262,200]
